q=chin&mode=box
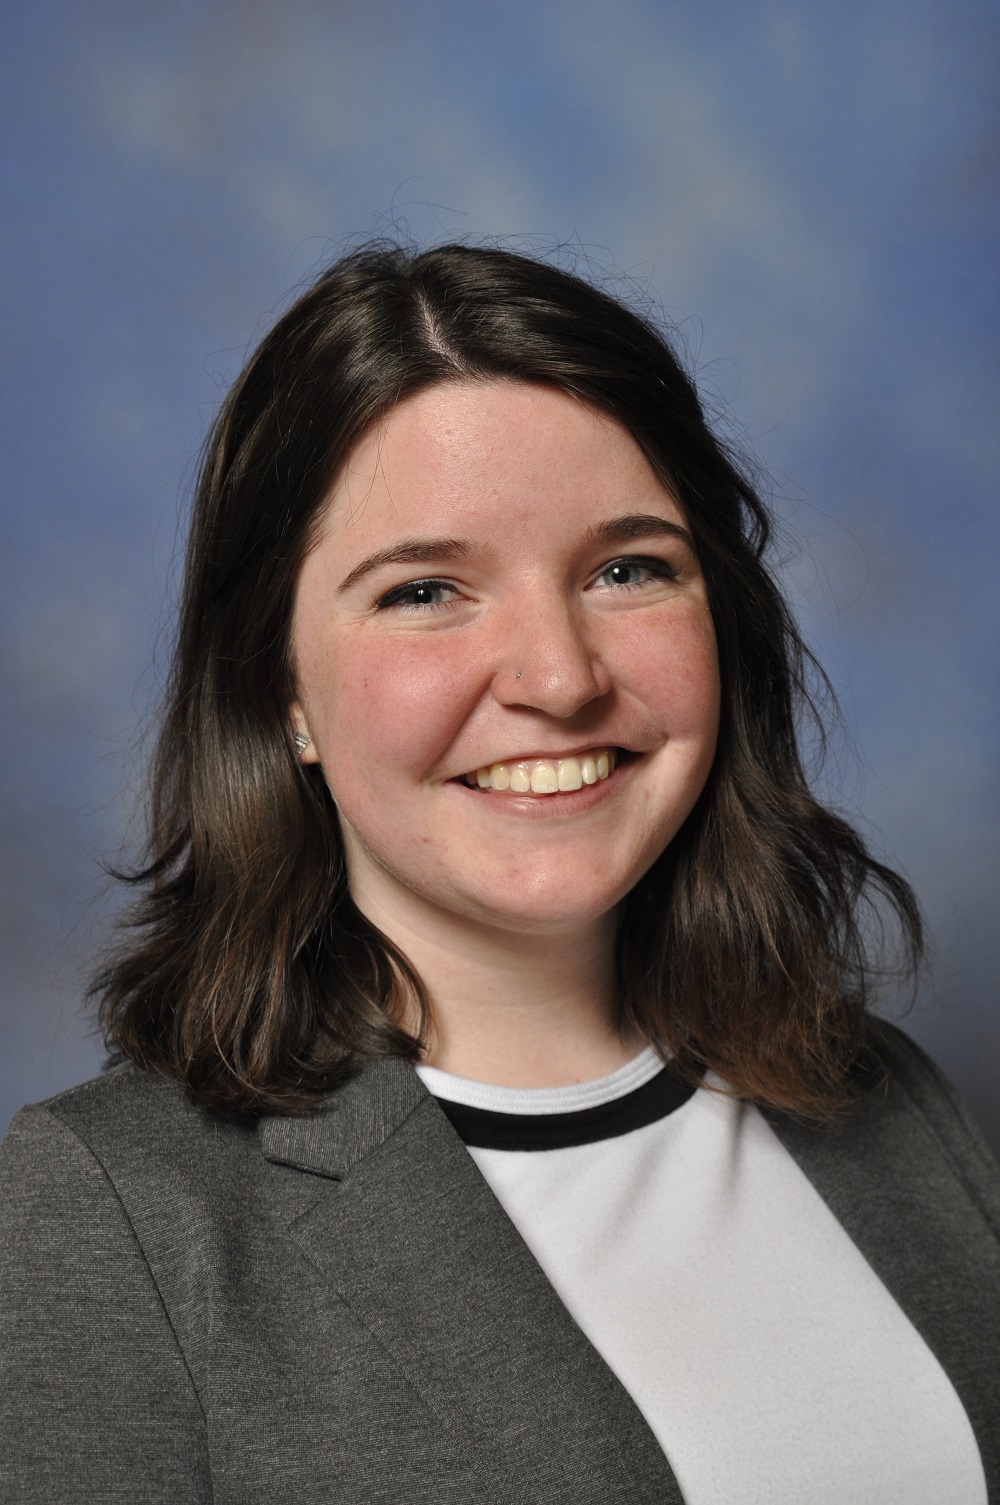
[455,873,639,936]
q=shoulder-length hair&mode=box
[94,241,921,1118]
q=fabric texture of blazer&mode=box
[2,1018,999,1504]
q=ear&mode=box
[288,701,321,763]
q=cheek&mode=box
[307,630,478,792]
[675,632,722,741]
[616,603,721,742]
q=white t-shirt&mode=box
[416,1048,986,1505]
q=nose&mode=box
[490,598,612,718]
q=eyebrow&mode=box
[337,537,480,593]
[584,514,695,552]
[336,514,695,594]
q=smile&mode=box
[462,748,618,795]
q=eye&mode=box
[373,578,459,612]
[593,556,679,590]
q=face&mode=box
[290,380,720,940]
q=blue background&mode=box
[2,0,997,1146]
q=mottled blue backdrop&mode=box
[2,0,997,1145]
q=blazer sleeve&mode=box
[0,1103,212,1504]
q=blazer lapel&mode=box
[260,1058,684,1505]
[765,1042,1000,1500]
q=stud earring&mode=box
[293,732,311,755]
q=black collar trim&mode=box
[432,1066,700,1152]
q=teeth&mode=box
[466,749,618,796]
[530,764,559,794]
[557,758,583,792]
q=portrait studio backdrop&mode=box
[2,0,997,1149]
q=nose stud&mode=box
[514,671,521,679]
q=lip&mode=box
[447,749,638,818]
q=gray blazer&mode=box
[2,1020,999,1503]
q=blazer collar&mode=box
[258,1055,426,1180]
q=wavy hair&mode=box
[93,242,921,1117]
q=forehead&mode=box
[319,379,683,544]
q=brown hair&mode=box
[94,242,921,1118]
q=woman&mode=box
[1,243,998,1504]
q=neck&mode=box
[350,885,642,1088]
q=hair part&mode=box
[94,241,922,1119]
